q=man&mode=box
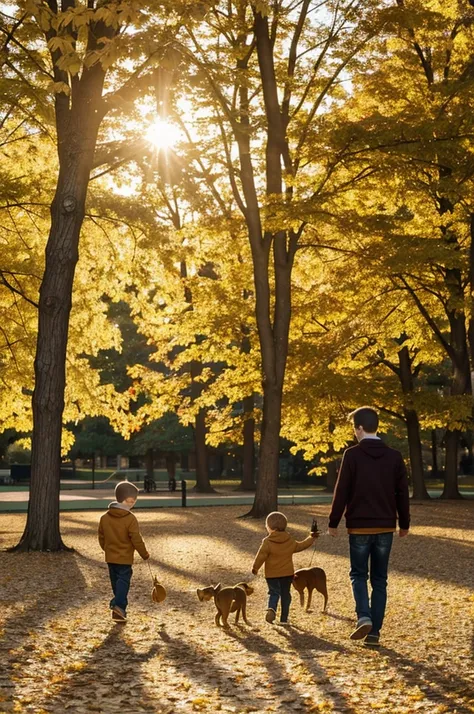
[328,407,410,648]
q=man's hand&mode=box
[328,527,338,537]
[399,529,409,538]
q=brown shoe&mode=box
[112,606,127,622]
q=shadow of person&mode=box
[0,551,90,699]
[39,625,161,712]
[154,626,277,709]
[226,626,356,712]
[381,646,474,714]
[274,625,348,655]
[324,610,353,623]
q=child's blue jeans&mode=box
[266,576,293,622]
[108,563,132,613]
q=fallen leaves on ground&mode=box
[0,502,473,714]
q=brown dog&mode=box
[197,582,254,627]
[292,567,328,613]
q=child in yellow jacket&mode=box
[252,511,317,624]
[98,481,150,622]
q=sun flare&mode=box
[145,118,181,150]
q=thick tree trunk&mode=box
[247,385,282,516]
[442,295,470,499]
[467,213,474,371]
[13,20,112,550]
[193,408,214,492]
[242,11,296,518]
[15,141,97,551]
[442,429,462,498]
[398,345,429,499]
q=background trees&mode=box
[2,0,474,549]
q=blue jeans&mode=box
[349,533,393,636]
[266,576,293,622]
[108,563,132,613]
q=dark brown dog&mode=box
[292,567,328,612]
[197,582,254,627]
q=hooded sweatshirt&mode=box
[98,502,149,564]
[252,530,315,578]
[328,439,410,531]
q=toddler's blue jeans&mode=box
[266,575,294,622]
[108,563,133,614]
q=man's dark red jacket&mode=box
[328,439,410,530]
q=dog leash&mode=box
[308,540,318,567]
[146,560,155,583]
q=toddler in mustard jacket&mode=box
[252,511,317,624]
[98,481,150,622]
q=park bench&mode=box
[143,477,187,507]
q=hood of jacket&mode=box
[266,530,292,544]
[107,502,132,517]
[358,438,389,460]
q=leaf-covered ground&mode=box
[1,502,473,714]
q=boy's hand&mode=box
[399,529,409,538]
[328,527,338,537]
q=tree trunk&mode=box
[15,132,101,550]
[145,448,154,480]
[405,410,428,499]
[193,407,214,492]
[237,395,256,491]
[467,213,474,372]
[242,11,296,517]
[325,460,339,493]
[165,452,176,480]
[247,385,282,516]
[13,20,114,550]
[398,345,429,499]
[431,430,438,479]
[442,429,462,498]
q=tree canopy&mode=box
[2,0,474,546]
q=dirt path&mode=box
[1,503,473,714]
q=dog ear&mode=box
[197,589,205,601]
[214,583,221,593]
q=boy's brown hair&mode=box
[349,406,379,433]
[266,511,287,532]
[115,481,139,503]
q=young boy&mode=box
[252,511,317,624]
[98,481,150,622]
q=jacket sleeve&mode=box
[129,517,150,560]
[395,454,410,530]
[98,517,105,551]
[252,539,269,573]
[328,451,352,528]
[294,535,315,553]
